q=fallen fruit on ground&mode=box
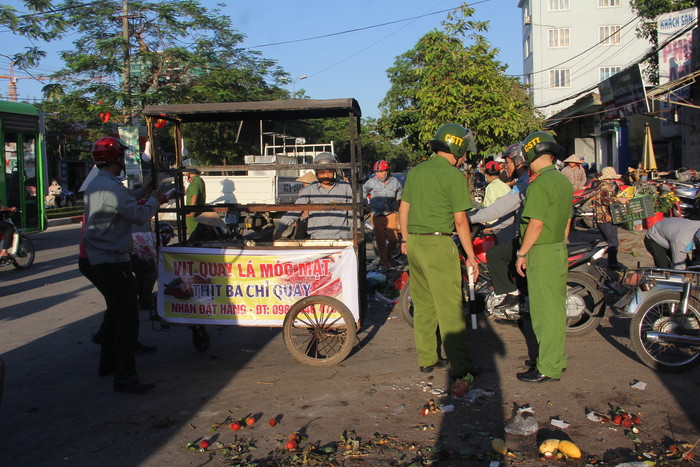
[245,416,255,426]
[539,439,560,454]
[200,439,210,449]
[451,379,470,397]
[268,418,277,426]
[558,440,581,458]
[285,439,297,451]
[491,438,507,455]
[230,422,241,431]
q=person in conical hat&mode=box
[560,154,586,191]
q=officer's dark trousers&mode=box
[486,238,519,295]
[93,261,139,382]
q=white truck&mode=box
[159,138,334,229]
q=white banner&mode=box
[157,246,359,326]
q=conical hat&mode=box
[194,212,227,228]
[563,155,582,164]
[296,171,317,184]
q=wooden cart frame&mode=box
[142,99,367,366]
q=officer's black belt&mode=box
[409,232,453,236]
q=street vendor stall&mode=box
[142,99,367,366]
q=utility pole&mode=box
[122,0,131,121]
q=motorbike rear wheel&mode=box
[578,199,595,229]
[396,278,414,327]
[630,290,700,372]
[564,271,604,336]
[12,236,35,270]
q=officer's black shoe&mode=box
[495,294,520,310]
[516,367,559,383]
[524,361,566,372]
[419,358,449,373]
[114,377,155,393]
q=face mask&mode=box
[317,176,335,184]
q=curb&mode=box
[47,216,82,227]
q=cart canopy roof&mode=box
[142,98,361,123]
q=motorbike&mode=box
[394,230,610,336]
[617,267,700,372]
[572,178,633,228]
[0,211,36,270]
[653,177,697,218]
[572,181,599,229]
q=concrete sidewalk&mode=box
[46,215,82,228]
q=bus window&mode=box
[4,132,20,210]
[23,136,39,227]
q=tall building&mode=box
[519,0,649,118]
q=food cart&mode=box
[142,99,367,366]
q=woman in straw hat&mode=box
[560,154,586,191]
[188,211,229,243]
[591,166,629,269]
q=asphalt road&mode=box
[0,223,698,466]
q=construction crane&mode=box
[0,64,44,101]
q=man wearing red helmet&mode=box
[363,160,403,270]
[83,136,162,393]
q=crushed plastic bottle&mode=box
[504,407,538,435]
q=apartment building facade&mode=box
[519,0,649,117]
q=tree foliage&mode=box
[47,0,286,112]
[378,4,543,160]
[0,0,64,68]
[38,0,290,163]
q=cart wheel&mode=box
[283,296,357,367]
[191,326,210,352]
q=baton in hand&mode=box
[467,265,477,330]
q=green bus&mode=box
[0,100,47,231]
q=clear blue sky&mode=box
[1,0,523,119]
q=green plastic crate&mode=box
[610,195,654,224]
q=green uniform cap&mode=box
[522,131,562,164]
[430,123,476,158]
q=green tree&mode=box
[0,0,64,69]
[38,0,289,163]
[45,0,286,120]
[630,0,697,84]
[378,4,543,160]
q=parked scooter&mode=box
[0,211,35,270]
[617,267,700,372]
[572,178,632,228]
[395,231,609,336]
[572,182,599,229]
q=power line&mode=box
[243,1,490,49]
[534,16,698,110]
[517,16,640,79]
[529,23,640,94]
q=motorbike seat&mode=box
[566,241,598,256]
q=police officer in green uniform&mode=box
[515,132,572,382]
[185,170,206,237]
[399,123,479,393]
